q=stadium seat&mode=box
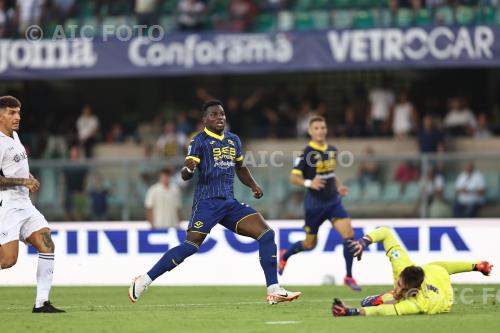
[211,0,230,15]
[294,12,314,31]
[444,181,456,203]
[277,11,294,31]
[313,0,331,10]
[355,0,377,10]
[332,10,354,29]
[395,8,413,27]
[344,182,361,203]
[485,173,499,202]
[363,182,382,202]
[434,6,454,25]
[456,6,476,25]
[377,9,392,27]
[383,182,402,203]
[311,11,331,30]
[81,0,95,18]
[161,0,178,15]
[294,0,314,11]
[159,16,177,33]
[253,14,275,32]
[477,5,495,25]
[333,0,353,9]
[415,8,432,26]
[353,10,375,29]
[402,183,419,203]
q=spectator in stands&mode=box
[443,97,477,136]
[419,165,445,216]
[418,115,444,153]
[177,0,206,31]
[16,0,46,36]
[62,145,88,221]
[229,0,257,32]
[0,0,13,37]
[52,0,75,24]
[296,101,314,138]
[392,90,418,139]
[135,0,158,27]
[76,104,100,158]
[88,174,109,220]
[357,146,381,189]
[368,79,395,136]
[105,123,125,143]
[145,168,181,229]
[156,121,187,158]
[44,121,69,158]
[453,162,486,218]
[474,113,493,139]
[175,111,193,136]
[394,161,419,193]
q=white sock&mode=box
[267,283,280,293]
[143,274,153,286]
[35,253,54,308]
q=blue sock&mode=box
[343,238,354,278]
[258,229,278,287]
[284,241,306,260]
[147,241,199,281]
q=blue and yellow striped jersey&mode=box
[186,128,244,204]
[292,141,339,209]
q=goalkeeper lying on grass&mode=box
[332,227,492,317]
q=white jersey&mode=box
[0,130,30,206]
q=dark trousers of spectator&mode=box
[453,201,481,218]
[82,137,96,158]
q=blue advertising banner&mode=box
[0,26,498,79]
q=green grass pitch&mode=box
[1,285,500,333]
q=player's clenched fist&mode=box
[184,158,198,172]
[24,177,40,193]
[310,177,326,190]
[251,185,263,199]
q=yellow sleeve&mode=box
[425,261,475,275]
[291,169,303,176]
[364,300,421,316]
[186,155,201,163]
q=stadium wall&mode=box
[1,219,498,286]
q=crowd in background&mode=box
[1,0,500,38]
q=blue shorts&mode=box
[304,201,349,234]
[188,198,258,234]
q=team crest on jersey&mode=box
[210,141,216,145]
[13,152,27,163]
[227,139,235,146]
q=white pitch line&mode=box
[266,321,302,325]
[3,298,360,311]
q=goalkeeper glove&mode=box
[347,236,372,260]
[474,261,493,276]
[332,298,360,317]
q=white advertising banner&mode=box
[1,219,498,286]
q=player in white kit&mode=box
[0,96,64,313]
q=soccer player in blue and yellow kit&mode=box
[332,227,492,316]
[129,100,301,305]
[278,116,361,291]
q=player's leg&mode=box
[0,240,20,269]
[222,201,301,304]
[329,201,360,291]
[424,261,493,276]
[129,199,220,302]
[25,226,64,313]
[279,207,324,275]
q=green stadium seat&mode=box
[102,16,128,28]
[377,9,392,27]
[477,6,495,25]
[313,0,331,10]
[495,7,500,25]
[363,182,382,202]
[444,181,456,202]
[277,11,294,31]
[344,183,361,203]
[353,10,375,29]
[211,0,230,15]
[294,12,314,31]
[254,14,275,32]
[159,16,177,33]
[415,8,432,26]
[294,0,314,11]
[395,8,413,27]
[332,10,354,29]
[311,11,330,30]
[402,183,419,203]
[485,174,499,202]
[161,0,178,15]
[355,0,377,10]
[383,182,402,203]
[81,0,95,18]
[456,6,476,25]
[81,17,99,36]
[333,0,352,9]
[434,6,454,26]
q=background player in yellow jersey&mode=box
[332,227,492,316]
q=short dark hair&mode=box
[160,167,172,176]
[202,99,224,113]
[309,115,326,126]
[400,266,425,293]
[0,96,21,109]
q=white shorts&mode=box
[0,204,49,245]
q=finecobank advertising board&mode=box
[1,219,498,286]
[0,26,498,79]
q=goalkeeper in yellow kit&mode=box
[332,227,493,317]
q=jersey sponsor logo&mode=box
[212,146,237,169]
[316,159,336,173]
[193,221,204,229]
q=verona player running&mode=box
[279,116,361,291]
[0,96,64,313]
[129,100,301,305]
[331,227,492,316]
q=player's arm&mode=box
[335,177,348,197]
[235,160,263,199]
[290,151,325,190]
[182,138,201,181]
[0,176,39,192]
[333,298,421,317]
